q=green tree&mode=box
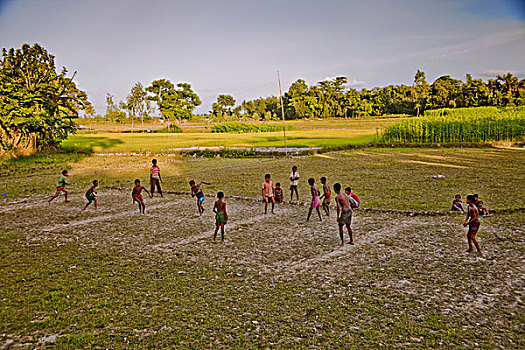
[0,43,91,153]
[126,82,147,132]
[412,69,430,116]
[211,94,235,120]
[146,79,201,130]
[428,75,462,109]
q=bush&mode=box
[211,122,292,133]
[154,125,182,133]
[378,107,525,144]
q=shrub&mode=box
[211,122,292,133]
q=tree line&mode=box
[105,71,525,125]
[2,42,524,153]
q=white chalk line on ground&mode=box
[284,217,445,272]
[40,197,186,232]
[150,207,292,253]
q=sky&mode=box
[0,0,524,115]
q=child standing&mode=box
[190,180,210,215]
[289,166,300,202]
[150,159,163,197]
[306,178,322,222]
[463,194,482,255]
[319,176,331,217]
[132,179,151,214]
[213,192,228,243]
[83,180,99,210]
[262,174,275,214]
[335,183,353,245]
[49,170,71,203]
[274,182,284,204]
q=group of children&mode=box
[48,160,487,250]
[260,166,361,245]
[451,194,490,216]
[451,193,490,255]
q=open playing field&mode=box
[64,118,400,152]
[1,147,524,348]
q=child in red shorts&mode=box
[132,179,151,214]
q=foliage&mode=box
[0,43,91,153]
[153,124,182,133]
[146,79,201,130]
[104,93,127,122]
[211,122,292,133]
[379,107,525,144]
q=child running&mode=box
[213,192,228,243]
[289,165,300,202]
[150,159,163,197]
[274,182,284,204]
[262,174,275,214]
[319,176,331,217]
[190,180,210,215]
[132,179,151,214]
[306,178,322,222]
[463,194,482,255]
[48,170,71,203]
[83,180,99,210]
[335,183,353,245]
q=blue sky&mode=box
[0,0,524,114]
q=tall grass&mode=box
[379,107,525,143]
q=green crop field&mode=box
[64,118,400,153]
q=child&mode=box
[289,165,300,202]
[274,182,284,204]
[477,201,490,217]
[190,180,211,215]
[463,194,482,255]
[334,183,353,245]
[213,192,228,243]
[319,176,331,217]
[132,179,151,214]
[150,159,163,197]
[262,174,275,214]
[48,170,71,203]
[344,187,360,209]
[306,178,322,222]
[83,180,99,210]
[451,194,465,212]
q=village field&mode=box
[1,144,524,348]
[62,118,400,152]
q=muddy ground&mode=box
[1,191,524,348]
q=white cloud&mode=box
[478,69,525,78]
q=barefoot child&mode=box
[274,182,284,204]
[83,180,99,210]
[335,183,353,245]
[190,180,210,215]
[289,165,300,202]
[49,170,71,203]
[150,159,163,197]
[262,174,275,214]
[463,194,482,255]
[132,179,151,214]
[306,178,322,222]
[319,176,331,217]
[213,192,228,242]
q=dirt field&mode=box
[1,189,524,348]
